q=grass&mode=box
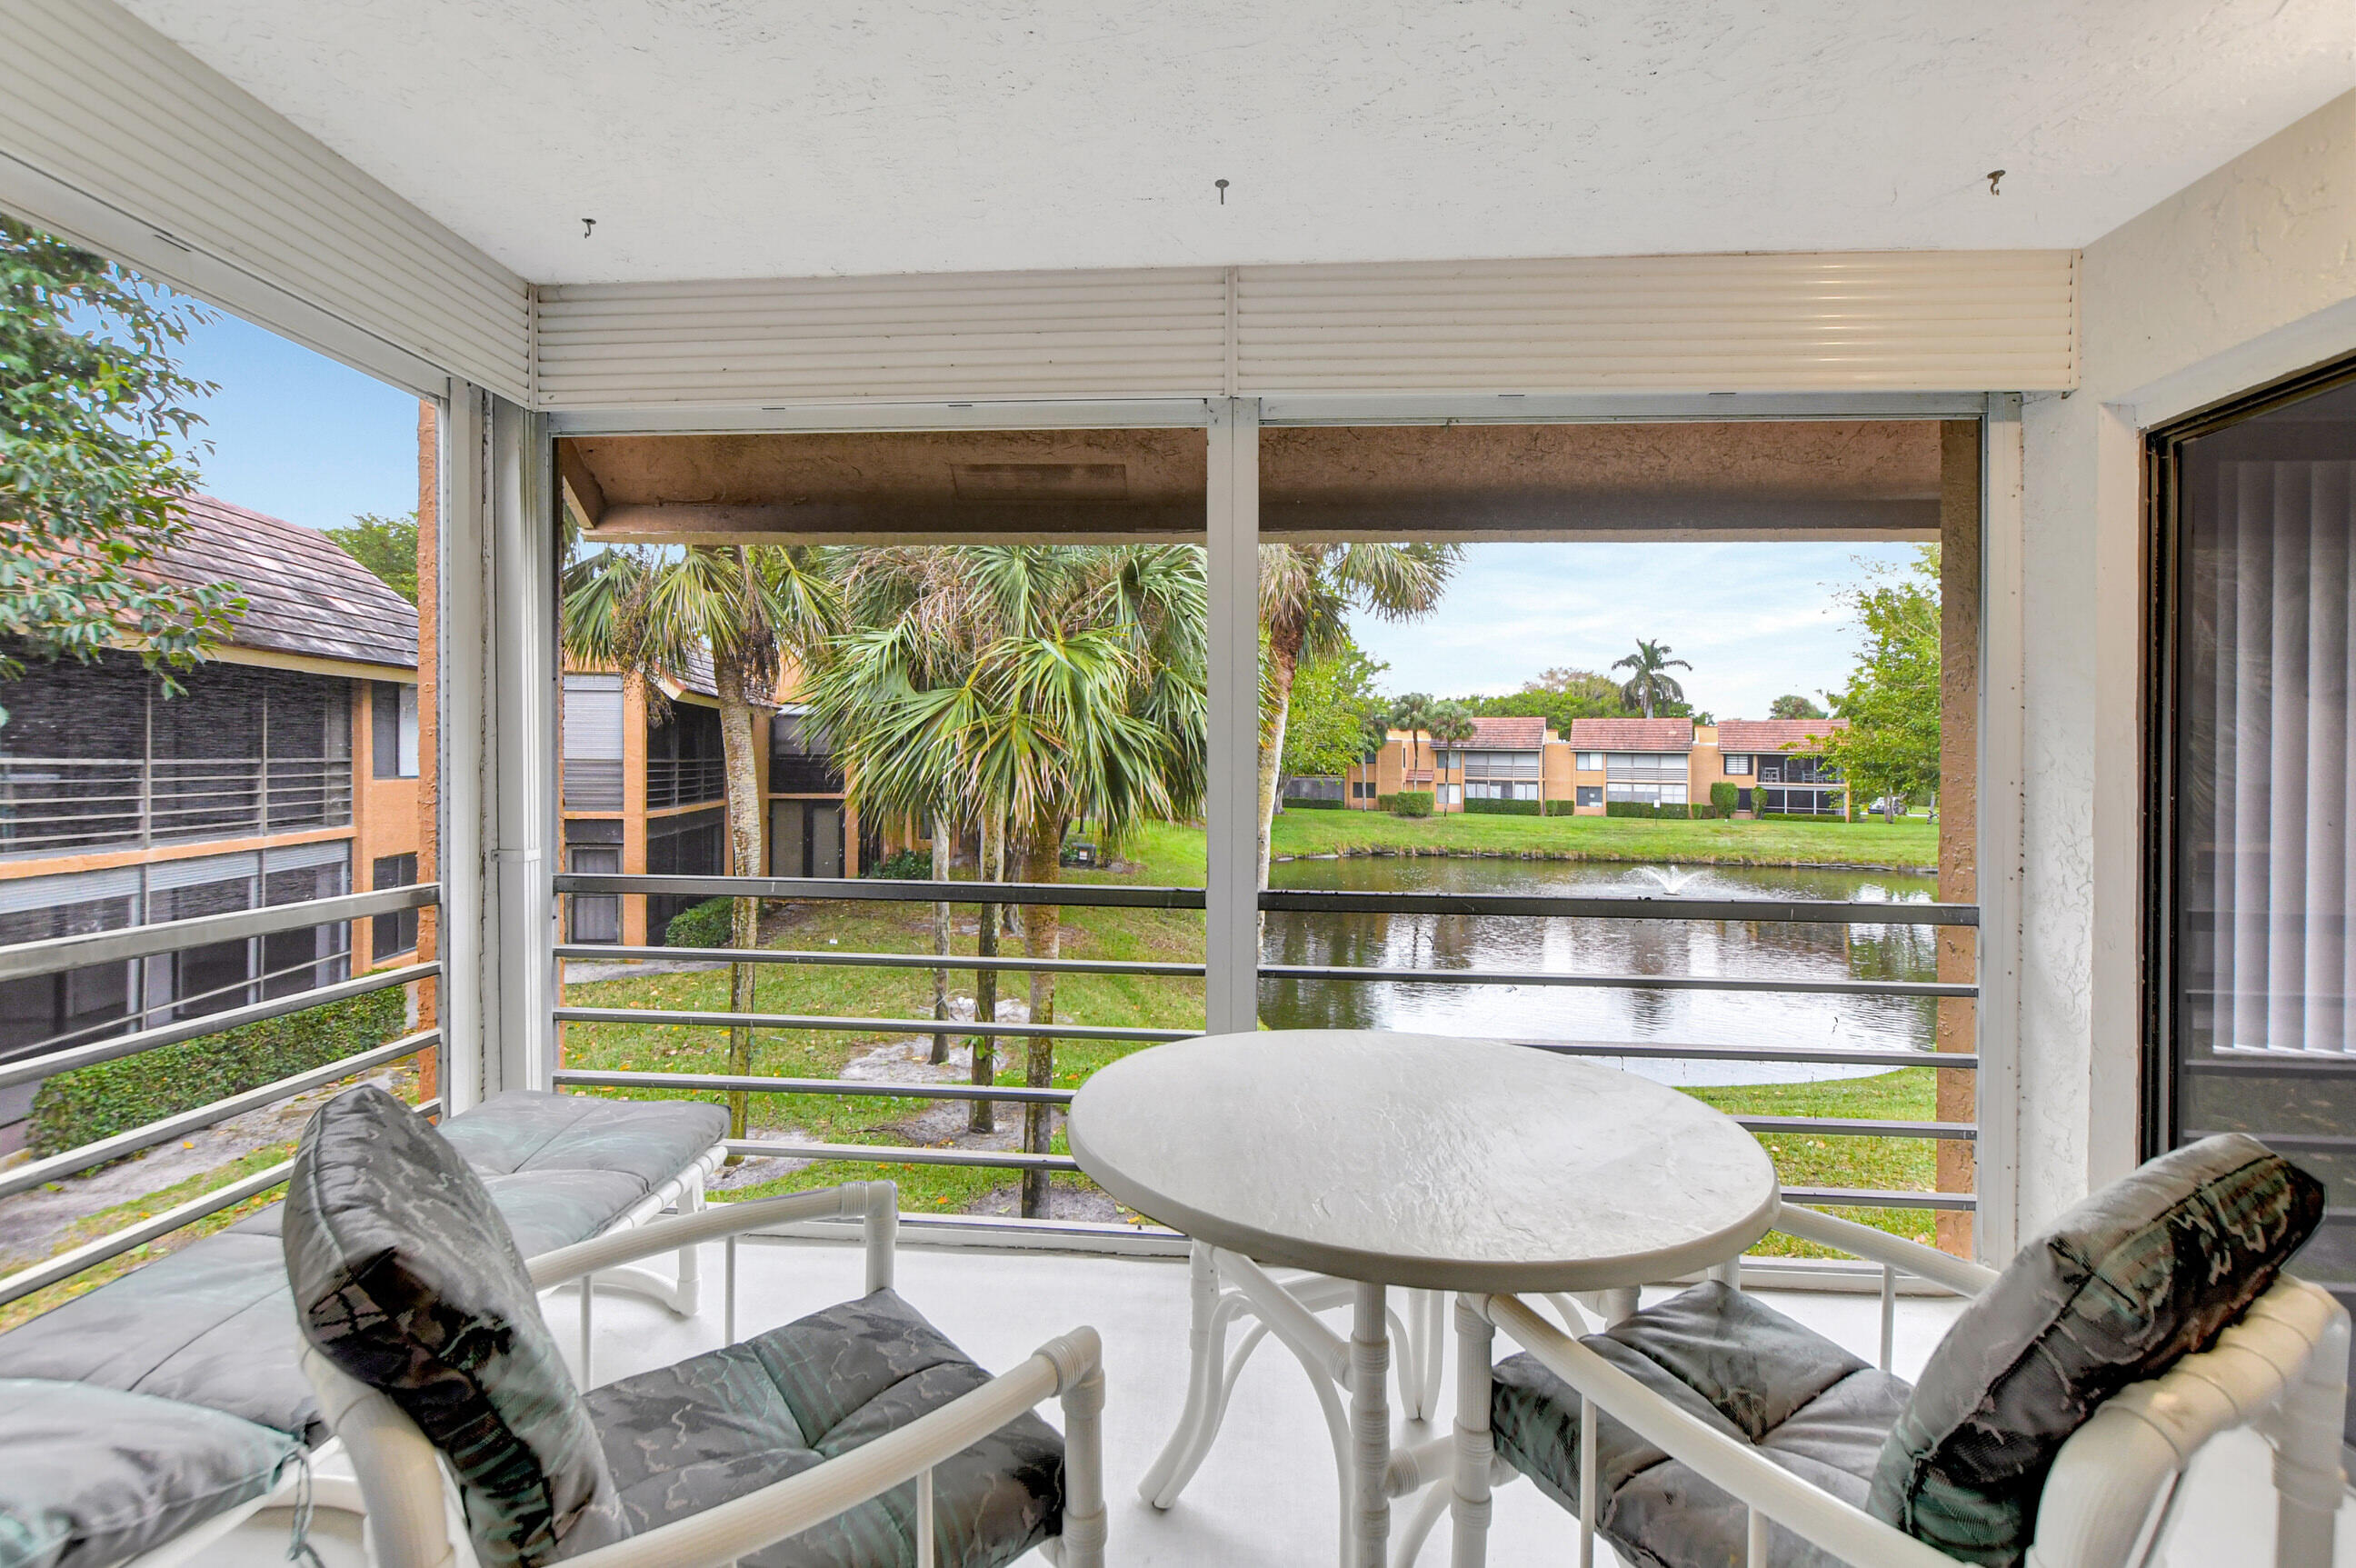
[1270,809,1938,870]
[1685,1067,1946,1254]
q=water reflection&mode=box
[1258,858,1942,1085]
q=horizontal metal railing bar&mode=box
[0,1158,294,1308]
[24,948,362,1059]
[1520,1039,1975,1071]
[1782,1187,1976,1212]
[556,873,1207,909]
[1258,890,1978,926]
[0,884,441,982]
[1738,1116,1974,1141]
[0,1029,443,1201]
[555,944,1206,978]
[1264,964,1972,999]
[0,962,440,1090]
[554,873,1975,927]
[556,1005,1193,1043]
[557,1068,1074,1104]
[724,1138,1079,1174]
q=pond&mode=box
[1259,855,1947,1085]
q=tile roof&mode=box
[158,495,418,671]
[1566,716,1694,752]
[1716,717,1848,754]
[1467,714,1549,749]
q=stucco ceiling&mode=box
[123,0,2356,285]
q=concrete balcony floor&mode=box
[213,1238,2356,1568]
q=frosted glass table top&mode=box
[1068,1029,1780,1292]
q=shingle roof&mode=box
[1467,715,1548,749]
[158,495,418,671]
[1567,717,1694,752]
[1716,717,1848,754]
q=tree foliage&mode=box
[1815,547,1942,816]
[1612,638,1691,718]
[325,511,419,603]
[1770,693,1828,721]
[1278,634,1386,783]
[0,215,241,715]
[1460,667,1633,734]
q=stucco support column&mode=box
[436,384,558,1107]
[1205,398,1262,1035]
[1936,419,1981,1256]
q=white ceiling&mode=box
[123,0,2356,286]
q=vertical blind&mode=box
[2185,446,2356,1054]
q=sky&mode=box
[166,303,423,529]
[155,292,1910,714]
[1346,540,1919,724]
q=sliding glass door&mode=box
[2151,363,2356,1437]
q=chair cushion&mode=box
[0,1379,297,1568]
[0,1096,714,1446]
[1492,1283,1910,1568]
[583,1288,1063,1568]
[1868,1133,2325,1565]
[438,1092,725,1193]
[281,1085,625,1568]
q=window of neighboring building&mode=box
[1576,785,1602,808]
[1437,784,1461,805]
[1606,780,1689,805]
[1575,751,1602,770]
[371,852,420,957]
[562,674,625,811]
[371,681,419,779]
[1722,754,1752,775]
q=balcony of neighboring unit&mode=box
[0,755,354,856]
[645,754,727,811]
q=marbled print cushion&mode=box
[281,1086,626,1568]
[1868,1134,2324,1565]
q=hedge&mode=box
[664,895,739,949]
[1283,796,1346,810]
[1375,794,1398,812]
[1604,801,1694,820]
[1463,798,1542,816]
[28,984,411,1161]
[864,848,932,879]
[1543,799,1581,816]
[1392,790,1434,818]
[1710,782,1740,814]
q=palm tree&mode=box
[1387,692,1439,796]
[561,544,838,1146]
[806,544,1207,1217]
[1258,544,1456,882]
[1427,700,1477,811]
[1612,638,1692,718]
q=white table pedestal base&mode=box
[1140,1240,1449,1568]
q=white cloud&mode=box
[1346,541,1920,721]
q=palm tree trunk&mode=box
[1018,828,1061,1218]
[715,684,764,1151]
[968,814,1000,1134]
[929,813,951,1064]
[1255,635,1303,891]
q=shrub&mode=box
[664,895,738,949]
[28,985,410,1161]
[1284,796,1346,810]
[1711,781,1739,815]
[1392,790,1434,818]
[1604,801,1694,820]
[1375,794,1398,812]
[864,847,933,879]
[1543,799,1582,816]
[1463,798,1542,816]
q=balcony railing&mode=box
[0,882,442,1311]
[646,754,728,810]
[770,753,844,794]
[0,754,354,854]
[553,874,1982,1248]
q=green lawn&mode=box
[555,818,1961,1242]
[1270,808,1938,870]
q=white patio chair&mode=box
[1430,1135,2347,1568]
[283,1086,1106,1568]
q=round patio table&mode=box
[1068,1029,1780,1568]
